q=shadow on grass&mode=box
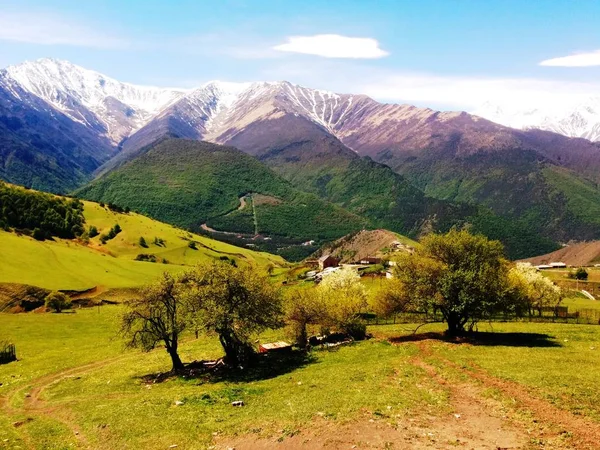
[389,331,562,348]
[140,350,317,384]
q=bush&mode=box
[88,225,99,238]
[575,268,589,280]
[45,291,72,313]
[340,317,367,340]
[135,254,158,262]
[32,228,46,241]
[188,241,197,250]
[139,237,148,248]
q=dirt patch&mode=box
[521,241,600,267]
[219,408,525,450]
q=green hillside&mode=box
[0,198,285,291]
[260,146,557,259]
[386,148,600,246]
[77,139,367,251]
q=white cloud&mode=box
[539,50,600,67]
[0,11,128,49]
[357,73,600,112]
[273,34,388,59]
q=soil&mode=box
[522,241,600,267]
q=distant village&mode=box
[305,240,413,282]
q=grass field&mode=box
[0,201,285,291]
[3,307,600,449]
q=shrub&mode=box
[32,228,46,241]
[139,237,148,248]
[45,291,72,313]
[135,254,158,262]
[88,225,99,238]
[575,268,589,280]
[188,241,197,250]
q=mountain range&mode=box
[2,57,600,259]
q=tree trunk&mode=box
[167,348,184,372]
[445,314,465,336]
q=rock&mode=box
[231,400,244,407]
[175,401,184,406]
[454,414,461,419]
[169,445,178,448]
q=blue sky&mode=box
[1,0,600,110]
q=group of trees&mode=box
[99,224,121,244]
[121,261,283,372]
[123,229,565,372]
[286,267,369,347]
[0,181,85,239]
[375,229,564,335]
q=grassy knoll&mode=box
[0,201,285,291]
[0,307,443,449]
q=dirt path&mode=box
[436,353,600,449]
[1,354,131,449]
[219,338,600,449]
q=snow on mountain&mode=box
[2,58,185,144]
[473,98,600,142]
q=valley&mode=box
[3,51,600,450]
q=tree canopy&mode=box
[376,229,512,335]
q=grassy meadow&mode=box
[3,305,600,448]
[0,201,285,291]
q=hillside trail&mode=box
[408,339,600,449]
[0,353,132,449]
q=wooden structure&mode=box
[318,254,339,270]
[258,341,292,354]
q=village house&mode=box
[359,256,382,265]
[318,254,339,270]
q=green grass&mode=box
[0,200,285,291]
[0,307,443,449]
[374,321,600,422]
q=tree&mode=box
[121,273,187,372]
[182,261,284,365]
[377,229,512,335]
[318,267,368,339]
[45,291,72,313]
[575,267,589,281]
[285,289,326,348]
[139,236,148,248]
[187,241,197,250]
[88,225,99,238]
[510,263,563,315]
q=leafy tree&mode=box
[182,261,284,365]
[285,289,326,348]
[121,273,186,372]
[575,267,589,281]
[377,229,512,335]
[45,291,72,313]
[88,225,99,238]
[509,263,563,316]
[187,241,197,250]
[318,267,368,339]
[139,237,148,248]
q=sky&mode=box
[1,0,600,111]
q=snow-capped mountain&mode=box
[1,58,185,144]
[473,99,600,142]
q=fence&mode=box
[0,343,16,364]
[365,307,600,327]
